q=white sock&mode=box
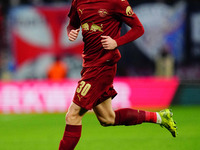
[156,112,162,124]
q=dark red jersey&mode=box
[68,0,144,67]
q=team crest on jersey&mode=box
[98,9,108,17]
[126,6,134,16]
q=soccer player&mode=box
[59,0,177,149]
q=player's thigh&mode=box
[93,97,115,125]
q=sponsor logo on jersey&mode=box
[81,22,103,32]
[126,6,134,16]
[90,23,103,32]
[81,23,89,31]
[98,9,108,17]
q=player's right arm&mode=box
[67,0,81,41]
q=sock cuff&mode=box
[145,111,157,123]
[64,125,82,138]
[145,111,150,122]
[65,124,82,132]
[60,125,82,149]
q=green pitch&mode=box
[0,106,200,150]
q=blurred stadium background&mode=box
[0,0,200,150]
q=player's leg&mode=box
[93,97,159,126]
[93,97,115,126]
[59,102,87,150]
[93,97,177,137]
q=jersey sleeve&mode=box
[67,0,81,34]
[113,0,144,47]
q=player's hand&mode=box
[68,29,80,41]
[101,36,117,50]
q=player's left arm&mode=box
[116,0,144,47]
[115,14,144,46]
[101,0,144,50]
[101,35,117,50]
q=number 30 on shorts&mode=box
[76,81,91,96]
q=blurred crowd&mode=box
[0,0,72,81]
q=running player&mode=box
[59,0,177,149]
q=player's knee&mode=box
[65,112,73,123]
[65,112,82,125]
[99,114,115,127]
[99,119,115,127]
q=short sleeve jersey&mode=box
[68,0,135,67]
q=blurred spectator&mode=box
[10,0,21,7]
[155,47,174,78]
[0,3,4,78]
[0,4,5,49]
[47,55,68,81]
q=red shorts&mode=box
[73,64,117,110]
